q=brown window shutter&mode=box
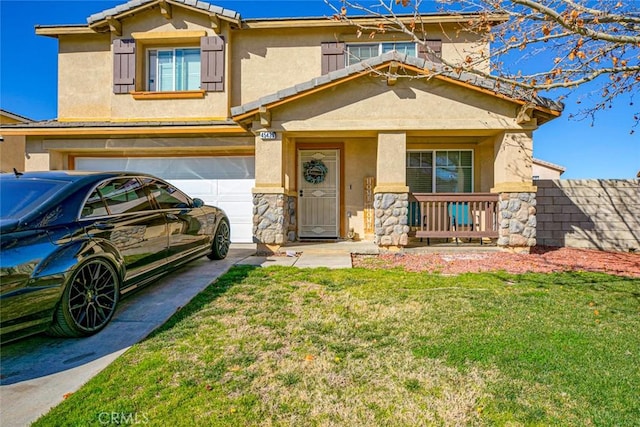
[113,39,136,94]
[321,42,345,74]
[418,40,442,63]
[201,35,225,92]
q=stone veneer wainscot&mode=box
[498,192,537,249]
[374,192,410,247]
[253,193,296,245]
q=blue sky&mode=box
[0,0,638,178]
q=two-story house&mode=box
[1,0,563,253]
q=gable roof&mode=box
[231,51,563,124]
[533,158,566,174]
[87,0,240,29]
[0,109,33,124]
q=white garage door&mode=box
[75,157,255,243]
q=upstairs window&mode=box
[148,48,201,92]
[321,39,440,74]
[113,35,225,94]
[346,42,417,66]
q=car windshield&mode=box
[0,179,69,219]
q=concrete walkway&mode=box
[237,241,374,269]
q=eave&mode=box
[35,25,97,38]
[0,123,249,138]
[241,13,509,30]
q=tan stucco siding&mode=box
[532,163,563,179]
[0,116,24,124]
[57,8,232,121]
[123,7,215,33]
[255,134,283,187]
[0,136,26,172]
[344,138,377,239]
[283,136,296,192]
[443,39,490,74]
[477,137,496,192]
[54,7,492,122]
[117,9,230,119]
[233,25,491,107]
[273,77,520,132]
[491,131,536,192]
[109,94,228,120]
[1,113,30,171]
[25,137,56,171]
[58,34,112,120]
[376,132,407,188]
[233,28,326,105]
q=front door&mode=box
[298,149,339,239]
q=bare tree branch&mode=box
[327,0,639,126]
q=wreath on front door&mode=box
[303,159,328,184]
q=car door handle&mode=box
[166,213,179,220]
[94,222,115,230]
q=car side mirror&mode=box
[192,198,204,208]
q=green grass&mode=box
[33,267,640,426]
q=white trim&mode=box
[146,47,201,92]
[345,41,417,66]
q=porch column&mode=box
[374,132,410,249]
[252,131,294,254]
[491,131,537,253]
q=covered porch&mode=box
[230,53,561,253]
[246,129,539,253]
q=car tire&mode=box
[48,258,120,337]
[207,218,230,260]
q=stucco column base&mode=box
[256,243,282,256]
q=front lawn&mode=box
[34,267,640,426]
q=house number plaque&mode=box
[259,131,277,140]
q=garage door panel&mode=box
[219,201,252,220]
[75,157,254,243]
[167,180,218,203]
[217,179,254,201]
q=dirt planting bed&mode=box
[352,246,640,278]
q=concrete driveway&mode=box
[0,245,255,427]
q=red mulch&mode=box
[352,246,640,278]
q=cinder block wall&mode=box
[536,179,640,252]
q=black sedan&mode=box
[0,171,230,343]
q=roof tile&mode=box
[87,0,240,25]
